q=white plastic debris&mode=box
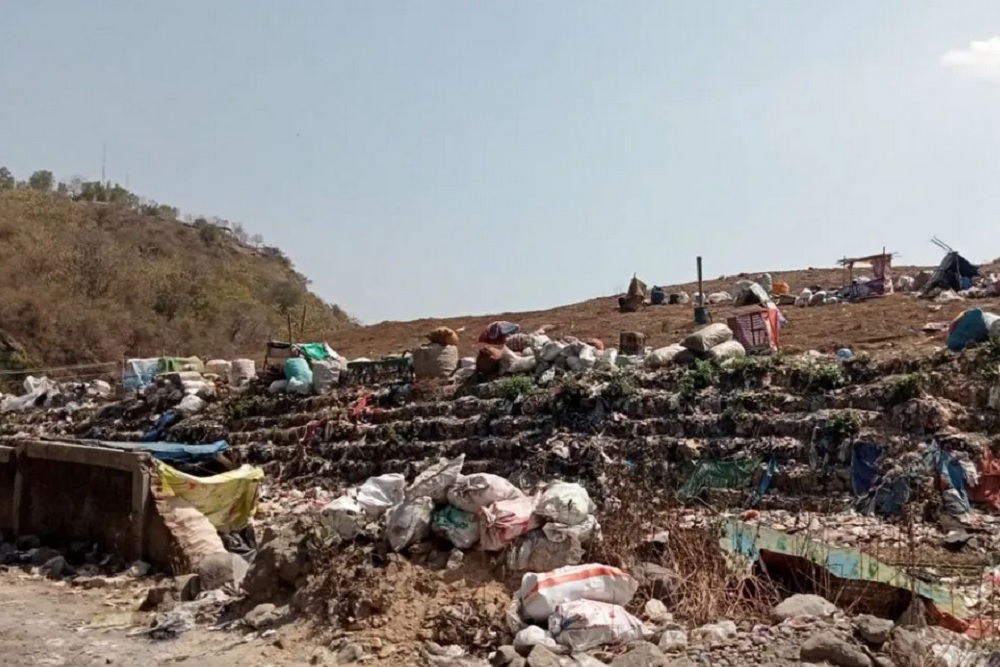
[513,626,562,654]
[355,474,406,519]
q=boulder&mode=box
[855,615,894,645]
[610,642,667,667]
[197,552,249,591]
[658,629,688,652]
[773,594,836,620]
[525,645,562,667]
[800,632,872,667]
[691,620,737,645]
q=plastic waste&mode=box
[385,497,434,552]
[480,495,539,552]
[431,505,480,549]
[355,474,406,519]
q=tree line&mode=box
[0,165,264,247]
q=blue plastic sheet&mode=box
[851,441,881,496]
[92,439,229,463]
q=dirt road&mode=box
[0,572,320,667]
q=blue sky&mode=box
[3,2,1000,323]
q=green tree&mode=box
[28,170,54,192]
[0,167,14,191]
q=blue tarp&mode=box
[947,308,1000,352]
[748,456,777,507]
[926,439,972,515]
[141,410,180,442]
[850,441,881,496]
[90,440,229,464]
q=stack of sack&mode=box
[511,563,649,652]
[318,455,600,571]
[645,323,744,369]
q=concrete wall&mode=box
[3,440,154,565]
[0,446,15,533]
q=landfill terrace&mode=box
[4,267,1000,666]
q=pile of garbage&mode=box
[319,454,600,572]
[0,375,113,413]
[266,349,349,396]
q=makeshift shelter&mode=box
[618,275,647,313]
[925,251,980,293]
[837,251,895,300]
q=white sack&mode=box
[447,473,523,513]
[535,482,595,526]
[519,563,638,621]
[549,600,649,652]
[385,497,434,552]
[406,455,465,502]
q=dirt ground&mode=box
[0,571,318,667]
[327,264,1000,361]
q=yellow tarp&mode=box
[155,460,264,533]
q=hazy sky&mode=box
[3,2,1000,323]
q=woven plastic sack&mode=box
[549,600,649,652]
[480,495,539,552]
[447,473,523,513]
[681,324,733,353]
[385,497,434,552]
[406,455,464,502]
[519,563,637,621]
[535,482,595,526]
[431,505,480,549]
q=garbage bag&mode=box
[681,324,734,353]
[284,357,313,383]
[447,473,523,513]
[355,474,406,519]
[542,515,600,544]
[708,340,746,362]
[535,482,595,526]
[406,455,465,502]
[385,497,434,552]
[505,530,584,572]
[480,495,539,552]
[519,563,638,621]
[549,600,649,652]
[431,505,480,549]
[320,495,366,540]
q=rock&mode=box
[196,552,249,591]
[127,561,152,577]
[800,632,872,667]
[139,585,174,611]
[610,642,667,667]
[643,599,671,624]
[336,643,364,664]
[242,520,313,603]
[634,562,679,601]
[658,629,687,652]
[691,620,737,645]
[174,574,201,601]
[525,645,562,667]
[873,657,897,667]
[513,626,561,656]
[36,556,68,578]
[773,594,836,621]
[492,646,522,666]
[15,534,40,551]
[855,615,894,645]
[244,603,283,630]
[29,546,61,565]
[887,628,932,667]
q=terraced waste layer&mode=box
[20,347,993,578]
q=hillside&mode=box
[328,263,1000,361]
[0,189,356,369]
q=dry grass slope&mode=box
[0,190,356,368]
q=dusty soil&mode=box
[0,571,317,667]
[328,264,1000,361]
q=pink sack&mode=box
[480,495,539,551]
